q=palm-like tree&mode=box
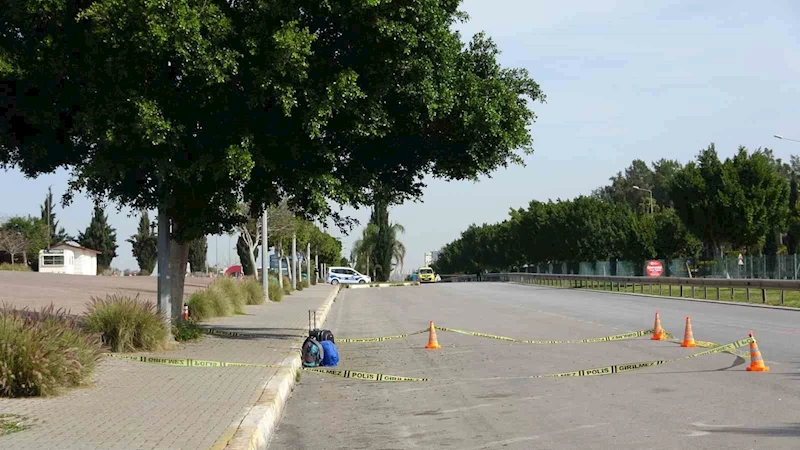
[351,222,406,281]
[390,223,406,276]
[351,223,379,276]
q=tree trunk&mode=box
[277,244,284,289]
[169,239,190,322]
[285,255,293,286]
[22,251,27,267]
[291,234,297,290]
[10,252,15,264]
[248,247,258,280]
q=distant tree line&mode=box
[433,144,797,275]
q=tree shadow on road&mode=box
[696,423,800,437]
[200,326,304,340]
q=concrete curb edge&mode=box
[221,285,341,450]
[510,282,800,312]
[348,282,420,289]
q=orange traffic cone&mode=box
[746,331,769,372]
[681,316,696,347]
[425,321,441,349]
[651,311,666,340]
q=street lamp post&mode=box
[774,134,800,143]
[632,185,653,215]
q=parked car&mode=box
[327,266,371,285]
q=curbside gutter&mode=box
[219,285,341,450]
[348,282,420,289]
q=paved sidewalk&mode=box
[0,284,338,450]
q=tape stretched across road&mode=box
[106,353,281,368]
[106,336,755,382]
[439,336,755,381]
[536,336,754,378]
[302,367,430,382]
[337,329,429,343]
[434,326,655,344]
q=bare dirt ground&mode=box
[0,271,213,314]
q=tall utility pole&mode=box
[157,207,172,332]
[46,185,52,249]
[261,209,269,300]
[306,242,311,286]
[292,233,297,290]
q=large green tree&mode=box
[77,205,118,270]
[0,216,48,267]
[671,145,789,257]
[1,0,542,318]
[127,210,157,275]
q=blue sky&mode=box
[2,0,799,271]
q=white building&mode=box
[38,242,101,276]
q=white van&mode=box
[327,267,371,285]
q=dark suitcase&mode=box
[308,310,335,343]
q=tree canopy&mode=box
[435,145,789,275]
[1,0,543,240]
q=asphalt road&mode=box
[270,282,800,450]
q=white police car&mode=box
[327,266,371,285]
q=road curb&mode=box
[348,282,420,289]
[510,282,800,312]
[221,285,341,450]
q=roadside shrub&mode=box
[302,279,310,288]
[242,279,265,305]
[83,294,167,352]
[296,280,304,291]
[213,278,245,314]
[268,278,283,302]
[172,320,204,342]
[208,284,234,316]
[282,275,292,295]
[0,264,30,272]
[0,305,102,397]
[187,289,216,321]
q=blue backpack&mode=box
[320,340,339,367]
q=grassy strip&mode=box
[0,264,30,272]
[528,280,800,308]
[0,414,28,436]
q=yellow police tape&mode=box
[438,336,755,381]
[434,326,654,344]
[105,336,756,382]
[200,328,430,343]
[106,353,280,368]
[337,329,429,343]
[535,336,753,378]
[106,352,427,382]
[302,367,429,382]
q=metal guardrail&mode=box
[448,272,800,305]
